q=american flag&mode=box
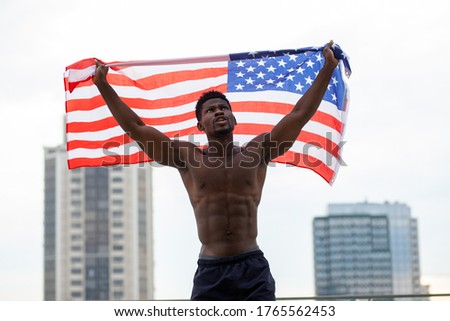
[64,43,351,185]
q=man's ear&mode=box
[197,121,204,131]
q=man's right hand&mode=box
[93,60,109,86]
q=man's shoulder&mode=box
[171,139,201,150]
[244,132,270,147]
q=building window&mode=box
[71,211,82,218]
[112,188,123,194]
[71,234,82,241]
[113,234,124,241]
[112,222,123,228]
[71,291,82,298]
[71,257,82,263]
[113,291,124,299]
[71,177,81,183]
[112,211,123,218]
[71,189,81,195]
[71,268,82,274]
[112,199,123,206]
[112,256,123,263]
[71,200,81,207]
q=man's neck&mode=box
[205,135,235,158]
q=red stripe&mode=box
[67,111,196,133]
[68,151,151,169]
[68,117,119,133]
[110,67,227,89]
[65,58,96,71]
[232,102,342,134]
[67,134,133,151]
[273,150,334,183]
[312,110,343,134]
[66,95,105,112]
[66,128,202,151]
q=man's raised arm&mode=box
[93,62,184,167]
[261,40,340,162]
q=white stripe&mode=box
[108,60,228,81]
[67,142,142,159]
[67,125,126,141]
[67,105,112,123]
[64,65,96,83]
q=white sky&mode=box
[1,0,449,300]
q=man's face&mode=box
[197,98,236,136]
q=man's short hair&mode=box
[195,90,231,121]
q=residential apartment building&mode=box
[44,144,154,300]
[313,201,428,300]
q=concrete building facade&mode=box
[44,145,154,300]
[313,201,428,300]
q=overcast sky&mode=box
[1,0,449,300]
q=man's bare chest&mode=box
[187,153,264,191]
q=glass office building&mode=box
[44,145,154,300]
[313,201,428,300]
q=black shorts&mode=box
[190,249,276,301]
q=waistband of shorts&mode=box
[197,249,264,266]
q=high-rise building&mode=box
[313,201,428,300]
[44,144,154,300]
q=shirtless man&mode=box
[93,41,339,300]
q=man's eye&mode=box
[221,106,229,110]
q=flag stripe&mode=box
[67,151,151,169]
